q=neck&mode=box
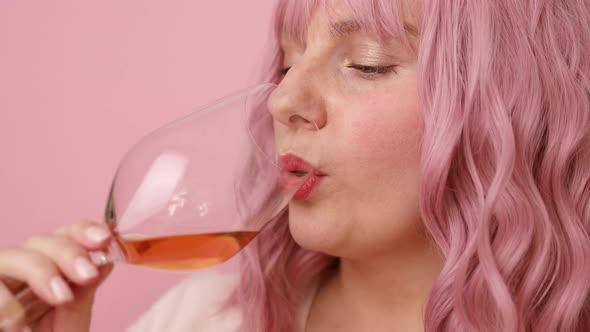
[316,239,444,331]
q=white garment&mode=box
[127,270,319,332]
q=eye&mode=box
[347,64,397,75]
[278,64,397,79]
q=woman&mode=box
[1,0,589,331]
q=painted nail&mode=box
[49,276,73,303]
[74,256,99,279]
[85,226,110,243]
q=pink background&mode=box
[0,1,276,330]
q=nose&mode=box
[267,63,327,131]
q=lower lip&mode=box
[279,172,325,201]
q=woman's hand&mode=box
[0,221,114,332]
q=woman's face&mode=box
[268,2,426,259]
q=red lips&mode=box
[278,153,325,176]
[278,153,326,200]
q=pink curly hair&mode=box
[222,0,590,331]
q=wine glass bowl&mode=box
[17,82,320,325]
[103,82,317,270]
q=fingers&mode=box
[0,282,25,332]
[0,247,71,306]
[55,221,112,250]
[0,220,113,331]
[0,277,25,295]
[23,234,99,286]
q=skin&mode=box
[0,221,113,332]
[268,1,445,331]
[0,1,443,331]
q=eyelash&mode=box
[277,64,397,77]
[346,64,397,75]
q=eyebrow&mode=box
[328,19,419,39]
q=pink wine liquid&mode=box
[114,231,258,271]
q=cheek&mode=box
[344,97,423,177]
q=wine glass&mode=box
[15,82,320,325]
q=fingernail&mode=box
[89,251,111,266]
[50,276,73,303]
[85,226,110,243]
[74,256,99,279]
[22,327,32,332]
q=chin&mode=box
[287,204,347,255]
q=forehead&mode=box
[276,0,419,48]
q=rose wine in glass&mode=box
[115,231,258,271]
[15,82,321,326]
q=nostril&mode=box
[288,115,322,131]
[289,114,311,125]
[289,115,321,130]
